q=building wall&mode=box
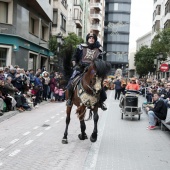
[0,0,52,70]
[104,0,131,75]
[136,31,152,51]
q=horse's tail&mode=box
[85,109,93,121]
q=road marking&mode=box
[10,139,19,144]
[0,148,5,152]
[45,127,51,130]
[56,113,59,116]
[23,131,31,136]
[61,111,64,113]
[60,117,64,120]
[55,120,60,123]
[9,150,21,157]
[36,132,43,137]
[33,126,39,130]
[51,116,55,119]
[24,140,33,145]
[45,120,50,123]
[0,162,3,166]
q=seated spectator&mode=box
[126,77,140,91]
[4,77,24,112]
[58,87,65,101]
[54,83,59,101]
[146,92,167,130]
[0,80,14,111]
[146,88,153,103]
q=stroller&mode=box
[119,90,143,120]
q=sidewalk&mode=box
[0,100,50,123]
[84,90,170,170]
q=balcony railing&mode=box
[90,3,102,10]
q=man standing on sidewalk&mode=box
[146,92,167,130]
[114,77,122,100]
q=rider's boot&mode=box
[66,84,74,107]
[100,102,107,111]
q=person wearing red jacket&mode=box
[126,77,140,91]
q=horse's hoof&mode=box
[62,139,68,144]
[90,134,97,143]
[78,133,88,140]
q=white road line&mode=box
[10,139,19,144]
[33,126,39,130]
[56,113,59,116]
[55,120,60,123]
[45,120,50,122]
[0,148,5,152]
[60,117,64,119]
[61,111,64,113]
[45,127,51,130]
[24,140,33,145]
[51,116,55,119]
[23,131,31,136]
[0,162,3,166]
[9,150,21,157]
[36,132,43,137]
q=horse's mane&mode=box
[93,59,111,78]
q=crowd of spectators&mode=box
[0,65,66,116]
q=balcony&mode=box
[90,24,101,31]
[73,18,82,28]
[90,13,102,21]
[90,3,102,10]
[163,13,170,26]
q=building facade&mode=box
[104,0,131,76]
[0,0,53,71]
[89,0,105,45]
[152,0,170,78]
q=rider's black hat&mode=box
[86,33,97,42]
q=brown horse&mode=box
[62,59,110,144]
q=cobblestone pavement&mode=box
[0,91,170,170]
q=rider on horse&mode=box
[66,32,107,111]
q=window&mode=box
[156,5,161,15]
[29,14,39,37]
[114,3,119,11]
[165,0,170,16]
[30,18,35,34]
[49,0,51,4]
[164,20,170,29]
[0,2,8,23]
[53,9,58,26]
[61,14,66,31]
[41,23,49,41]
[0,48,7,67]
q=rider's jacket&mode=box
[126,83,140,91]
[72,41,103,72]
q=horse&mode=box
[62,59,110,144]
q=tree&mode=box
[49,32,84,82]
[135,46,156,77]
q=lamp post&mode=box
[55,33,64,72]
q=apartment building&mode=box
[0,0,53,71]
[152,0,170,78]
[104,0,131,76]
[89,0,105,45]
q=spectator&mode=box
[146,92,167,130]
[114,77,122,100]
[49,75,57,102]
[0,70,5,81]
[42,72,50,101]
[126,77,140,91]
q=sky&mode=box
[129,0,153,52]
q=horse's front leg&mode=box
[90,110,99,142]
[62,106,71,144]
[78,120,88,140]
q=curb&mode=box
[0,101,50,123]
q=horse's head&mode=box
[86,59,111,94]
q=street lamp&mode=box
[55,33,64,72]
